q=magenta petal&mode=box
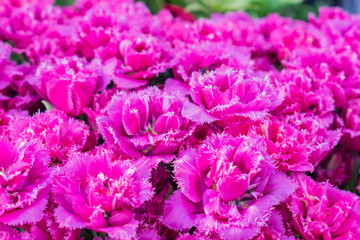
[132,156,160,180]
[216,175,249,202]
[54,205,88,230]
[182,101,218,123]
[30,225,51,240]
[162,191,203,230]
[45,80,74,115]
[0,187,49,225]
[153,113,181,134]
[33,57,110,116]
[117,140,143,158]
[202,189,221,215]
[243,170,296,223]
[85,210,107,229]
[222,225,261,240]
[151,141,180,155]
[122,109,141,136]
[94,219,138,240]
[102,58,118,79]
[175,150,207,202]
[96,116,117,144]
[164,78,190,96]
[108,210,134,226]
[113,75,148,89]
[0,140,15,170]
[137,228,161,240]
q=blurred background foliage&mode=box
[54,0,343,20]
[54,0,74,6]
[138,0,329,20]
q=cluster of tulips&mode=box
[1,0,360,239]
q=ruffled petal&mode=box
[163,191,203,230]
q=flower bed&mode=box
[0,0,360,239]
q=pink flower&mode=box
[0,42,19,91]
[3,81,42,114]
[314,148,354,186]
[162,134,296,239]
[225,113,341,172]
[186,123,220,149]
[273,68,336,117]
[282,47,357,110]
[309,7,355,38]
[133,165,178,240]
[29,213,82,240]
[1,68,42,114]
[87,145,134,163]
[31,56,111,116]
[135,197,178,240]
[25,196,82,240]
[164,11,261,47]
[1,3,78,63]
[247,117,315,172]
[252,210,295,240]
[0,43,41,114]
[171,41,252,83]
[165,18,224,44]
[261,17,324,61]
[75,9,119,60]
[0,109,27,137]
[109,34,175,89]
[286,174,360,239]
[180,66,284,123]
[0,0,53,7]
[75,4,154,60]
[52,152,154,239]
[97,87,192,157]
[340,98,360,151]
[282,113,341,168]
[25,31,78,65]
[210,11,263,47]
[0,138,52,225]
[83,87,119,131]
[73,0,150,22]
[8,110,96,164]
[0,4,64,49]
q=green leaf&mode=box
[169,0,186,6]
[42,100,55,111]
[136,0,165,14]
[5,40,15,48]
[54,0,75,6]
[10,52,30,65]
